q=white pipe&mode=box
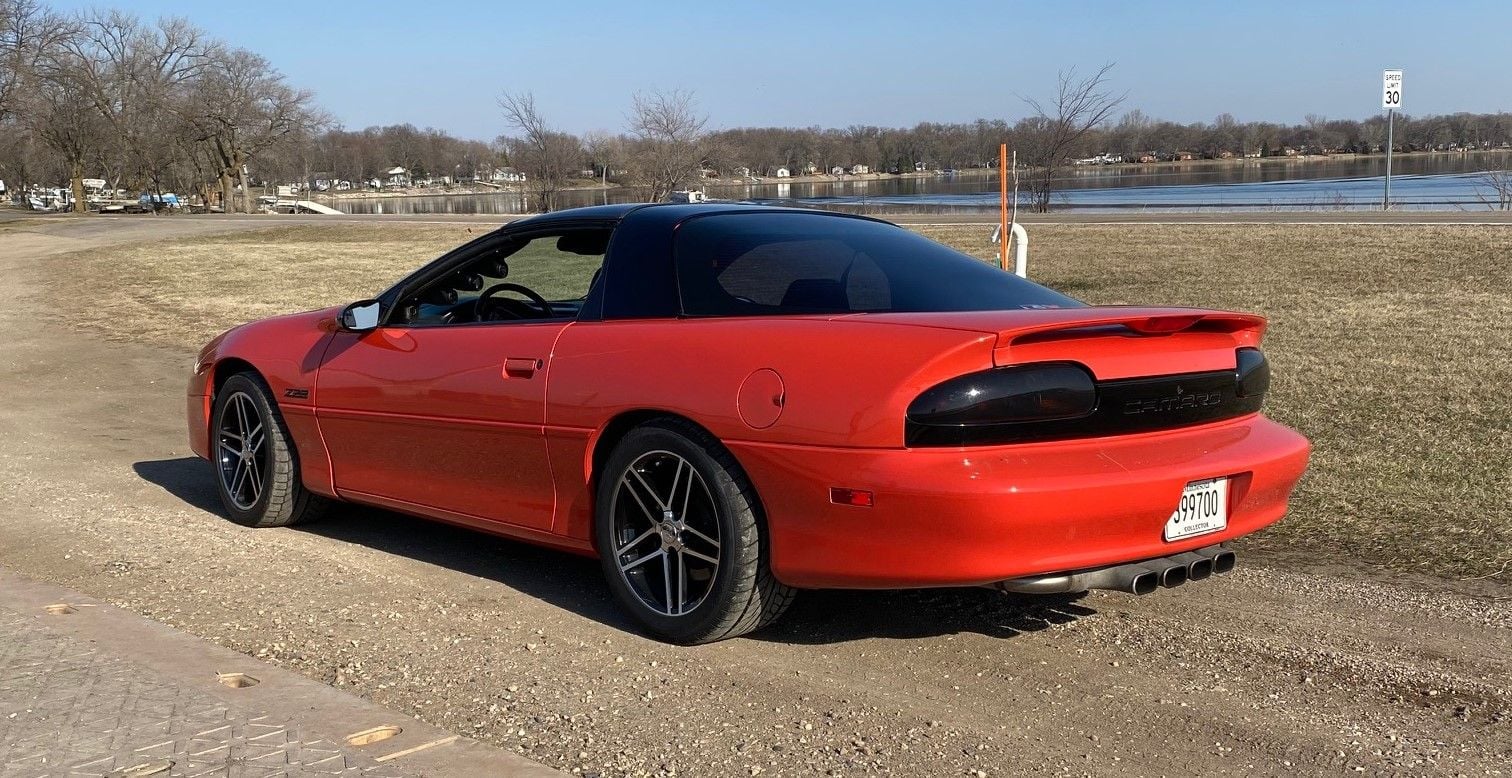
[1009,222,1028,278]
[990,222,1029,278]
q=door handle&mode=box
[503,357,541,378]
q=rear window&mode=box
[674,213,1081,316]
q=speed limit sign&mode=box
[1382,69,1403,110]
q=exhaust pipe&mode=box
[994,560,1161,596]
[993,545,1232,596]
[1171,551,1215,580]
[1202,545,1236,574]
[1100,564,1160,595]
[1144,562,1188,588]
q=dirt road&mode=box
[1,217,1508,776]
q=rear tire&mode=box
[211,372,329,528]
[595,418,795,644]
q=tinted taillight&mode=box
[1236,348,1269,398]
[908,363,1096,427]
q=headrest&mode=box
[780,278,849,311]
[557,231,611,256]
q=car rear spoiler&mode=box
[991,307,1267,368]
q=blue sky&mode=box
[49,0,1511,140]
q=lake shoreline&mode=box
[326,148,1512,215]
[317,147,1510,204]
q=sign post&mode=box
[1382,68,1402,210]
[998,143,1009,271]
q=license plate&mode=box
[1164,478,1229,541]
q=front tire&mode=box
[211,372,328,528]
[595,419,795,644]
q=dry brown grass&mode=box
[43,220,1512,580]
[0,216,61,233]
[44,224,475,348]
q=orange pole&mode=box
[999,143,1009,270]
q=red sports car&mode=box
[188,204,1310,643]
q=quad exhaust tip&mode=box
[994,545,1233,596]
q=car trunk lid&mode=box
[847,307,1266,380]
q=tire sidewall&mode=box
[595,423,755,642]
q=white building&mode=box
[775,166,791,178]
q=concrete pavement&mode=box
[0,568,558,777]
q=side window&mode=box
[695,237,891,314]
[395,228,611,326]
[675,213,1080,316]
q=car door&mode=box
[313,226,610,531]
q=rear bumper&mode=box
[729,414,1310,589]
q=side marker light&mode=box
[829,487,875,507]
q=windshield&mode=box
[673,213,1081,316]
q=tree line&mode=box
[0,0,323,212]
[4,0,1510,213]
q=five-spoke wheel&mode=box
[610,450,724,617]
[210,373,328,528]
[595,418,795,643]
[216,390,267,511]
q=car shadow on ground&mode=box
[134,456,1099,644]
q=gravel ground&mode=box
[1,217,1509,776]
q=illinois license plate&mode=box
[1164,478,1229,541]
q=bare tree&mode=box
[182,47,322,212]
[24,15,116,212]
[1476,169,1512,211]
[0,0,66,123]
[64,11,211,202]
[625,89,708,202]
[2,0,71,196]
[1017,63,1125,212]
[497,91,580,212]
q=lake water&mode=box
[334,152,1512,215]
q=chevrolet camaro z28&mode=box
[188,203,1310,643]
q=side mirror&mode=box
[339,300,382,332]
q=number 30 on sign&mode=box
[1382,69,1403,110]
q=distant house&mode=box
[1172,151,1195,161]
[734,166,751,178]
[483,167,525,183]
[775,166,791,178]
[385,166,410,187]
[849,164,870,175]
[1215,150,1235,159]
[830,165,845,175]
[801,162,819,175]
[1136,153,1158,163]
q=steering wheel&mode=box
[475,282,554,321]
